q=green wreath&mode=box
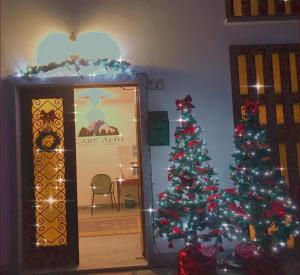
[35,130,61,152]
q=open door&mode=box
[19,86,79,268]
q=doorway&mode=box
[17,81,150,271]
[74,85,147,269]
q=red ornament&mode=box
[264,210,272,218]
[235,207,246,216]
[159,192,166,199]
[255,194,264,201]
[187,194,195,199]
[263,179,274,185]
[224,187,237,194]
[208,202,217,211]
[235,124,245,136]
[175,95,194,111]
[196,166,210,174]
[172,151,185,160]
[175,186,183,192]
[203,186,219,191]
[188,140,200,147]
[183,126,197,135]
[270,201,286,218]
[160,219,170,225]
[227,202,237,211]
[196,208,206,214]
[209,229,223,235]
[183,207,190,212]
[172,226,185,236]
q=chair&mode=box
[91,174,118,214]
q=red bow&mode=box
[176,95,194,111]
[243,99,259,114]
[40,110,56,123]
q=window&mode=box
[226,0,300,22]
[230,44,300,203]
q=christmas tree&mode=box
[229,99,299,253]
[154,95,225,248]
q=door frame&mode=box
[2,73,156,274]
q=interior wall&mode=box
[74,87,138,206]
[1,0,299,265]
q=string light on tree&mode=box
[230,99,299,255]
[154,95,228,248]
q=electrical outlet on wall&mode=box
[148,79,164,91]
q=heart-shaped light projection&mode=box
[17,32,133,78]
[36,32,121,65]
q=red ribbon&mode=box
[235,243,284,275]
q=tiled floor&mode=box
[78,206,147,270]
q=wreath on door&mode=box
[35,129,61,152]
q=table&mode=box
[115,178,140,211]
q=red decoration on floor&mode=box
[235,243,284,275]
[177,245,217,275]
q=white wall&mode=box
[1,0,299,262]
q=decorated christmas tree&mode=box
[229,99,299,254]
[154,95,225,249]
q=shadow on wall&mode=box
[36,32,122,64]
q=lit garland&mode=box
[229,99,300,254]
[16,55,133,78]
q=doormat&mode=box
[78,215,141,238]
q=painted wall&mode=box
[1,0,299,266]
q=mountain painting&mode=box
[79,120,120,137]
